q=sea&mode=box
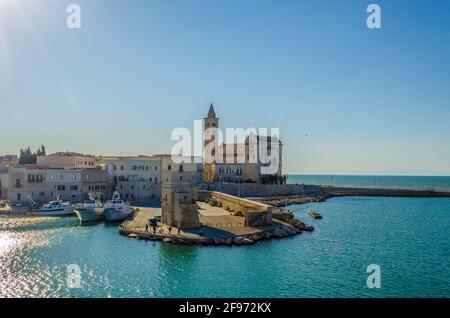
[0,175,449,298]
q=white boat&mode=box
[103,192,132,222]
[75,199,103,222]
[0,201,12,213]
[28,196,75,216]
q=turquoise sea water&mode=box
[288,174,450,191]
[1,195,449,298]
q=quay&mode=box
[119,189,314,246]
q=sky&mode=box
[0,0,450,175]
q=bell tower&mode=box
[203,103,219,182]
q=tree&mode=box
[18,145,46,165]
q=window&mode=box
[149,177,152,182]
[168,165,171,171]
[70,185,78,191]
[50,174,55,181]
[113,165,117,171]
[72,174,76,181]
[120,165,124,171]
[15,179,21,188]
[57,185,65,191]
[132,165,137,170]
[59,174,64,181]
[155,177,158,184]
[155,166,158,171]
[179,165,184,172]
[131,185,134,190]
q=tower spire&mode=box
[207,103,216,118]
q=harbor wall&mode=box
[197,183,321,198]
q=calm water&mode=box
[288,175,450,192]
[1,196,449,298]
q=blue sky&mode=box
[1,0,450,175]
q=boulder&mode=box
[233,237,244,245]
[162,237,172,243]
[128,233,138,238]
[264,232,272,239]
[251,233,263,241]
[242,238,255,245]
[272,229,284,238]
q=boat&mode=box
[308,210,322,219]
[103,192,132,222]
[28,196,75,216]
[75,198,104,222]
[0,201,12,213]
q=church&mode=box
[202,104,283,183]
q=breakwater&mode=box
[251,186,450,207]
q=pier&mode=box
[119,194,314,246]
[253,186,450,206]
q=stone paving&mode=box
[122,203,289,242]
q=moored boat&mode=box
[28,196,75,216]
[308,210,322,219]
[0,201,12,213]
[75,199,103,222]
[103,192,132,222]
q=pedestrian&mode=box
[178,227,181,235]
[168,227,172,235]
[153,226,156,234]
[145,224,148,232]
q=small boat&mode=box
[75,198,103,222]
[0,201,12,213]
[308,210,322,219]
[28,196,75,216]
[103,192,132,222]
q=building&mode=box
[101,156,162,201]
[37,152,97,169]
[158,155,203,185]
[202,104,283,183]
[2,152,108,203]
[0,155,18,168]
[161,180,200,229]
[0,169,8,199]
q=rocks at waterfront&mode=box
[119,215,313,246]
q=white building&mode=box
[101,156,162,201]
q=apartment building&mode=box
[0,169,8,199]
[37,152,97,169]
[158,155,203,185]
[101,156,162,201]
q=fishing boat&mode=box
[103,192,132,222]
[28,196,75,216]
[75,198,103,222]
[308,210,322,219]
